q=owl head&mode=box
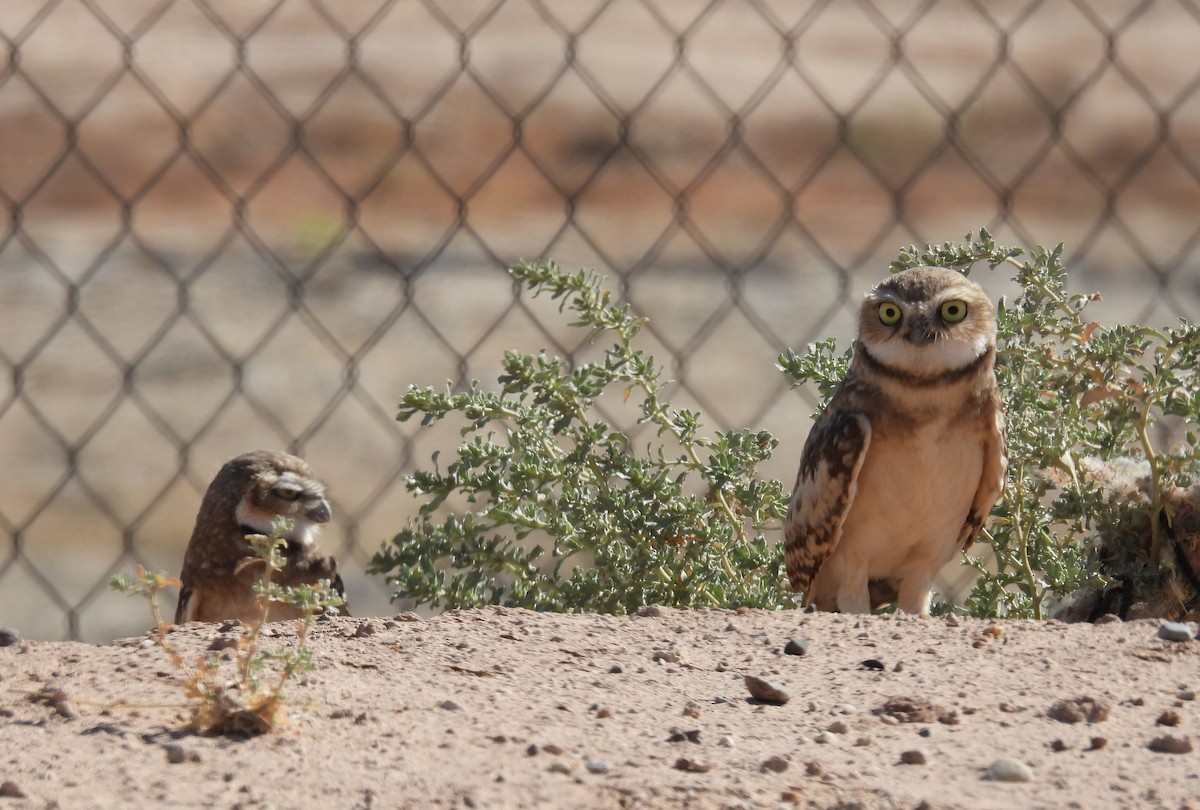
[199,450,332,554]
[857,266,996,377]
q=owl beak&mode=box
[306,498,332,524]
[906,318,936,345]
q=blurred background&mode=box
[2,0,1199,641]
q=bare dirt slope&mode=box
[1,609,1198,809]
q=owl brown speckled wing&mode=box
[784,408,871,602]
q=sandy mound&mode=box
[1,609,1198,809]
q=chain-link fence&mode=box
[2,0,1198,641]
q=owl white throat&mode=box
[234,501,322,548]
[861,331,991,377]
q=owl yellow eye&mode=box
[939,299,968,323]
[878,303,902,326]
[274,485,302,501]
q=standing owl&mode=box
[784,266,1007,615]
[175,450,348,623]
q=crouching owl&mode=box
[784,266,1007,615]
[175,450,349,623]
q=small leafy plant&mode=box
[111,517,344,735]
[370,260,791,613]
[781,229,1200,619]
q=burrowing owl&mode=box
[175,450,348,623]
[784,266,1007,615]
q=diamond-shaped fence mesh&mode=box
[2,0,1199,641]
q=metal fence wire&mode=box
[2,0,1199,641]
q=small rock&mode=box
[854,736,872,747]
[744,675,789,705]
[918,728,932,738]
[986,758,1033,782]
[547,762,573,775]
[542,744,564,755]
[1094,613,1121,624]
[635,605,663,618]
[673,758,713,773]
[353,622,378,638]
[585,759,610,774]
[1157,709,1183,727]
[0,628,22,647]
[207,636,238,651]
[813,732,837,745]
[1048,696,1110,724]
[682,702,701,719]
[1179,690,1197,702]
[0,781,26,798]
[892,661,905,673]
[826,720,849,734]
[860,659,885,671]
[784,639,809,656]
[1157,622,1195,642]
[760,755,789,773]
[1050,739,1070,752]
[1148,735,1193,754]
[526,744,539,756]
[984,624,1004,639]
[805,761,823,776]
[608,664,622,674]
[392,611,423,622]
[1088,737,1108,750]
[899,749,928,765]
[833,703,858,714]
[438,700,461,711]
[595,707,612,719]
[666,730,702,744]
[717,734,735,748]
[165,744,188,764]
[652,649,681,664]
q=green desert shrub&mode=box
[375,232,1200,620]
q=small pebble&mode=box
[833,703,858,714]
[1179,690,1196,702]
[1148,735,1193,754]
[899,749,928,765]
[986,758,1033,782]
[744,675,790,705]
[1157,622,1196,642]
[1089,737,1108,750]
[438,700,461,711]
[0,781,26,798]
[608,665,622,674]
[826,720,849,734]
[1048,696,1110,724]
[717,734,735,748]
[682,702,701,719]
[854,737,872,747]
[635,605,663,618]
[673,758,713,773]
[595,708,612,719]
[0,628,22,647]
[784,639,809,656]
[760,755,789,773]
[585,759,610,774]
[1094,613,1121,624]
[860,659,885,671]
[1157,710,1182,727]
[165,744,188,764]
[353,622,378,638]
[1050,739,1069,752]
[814,732,837,745]
[805,761,823,776]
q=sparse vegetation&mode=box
[377,235,1200,620]
[110,517,344,735]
